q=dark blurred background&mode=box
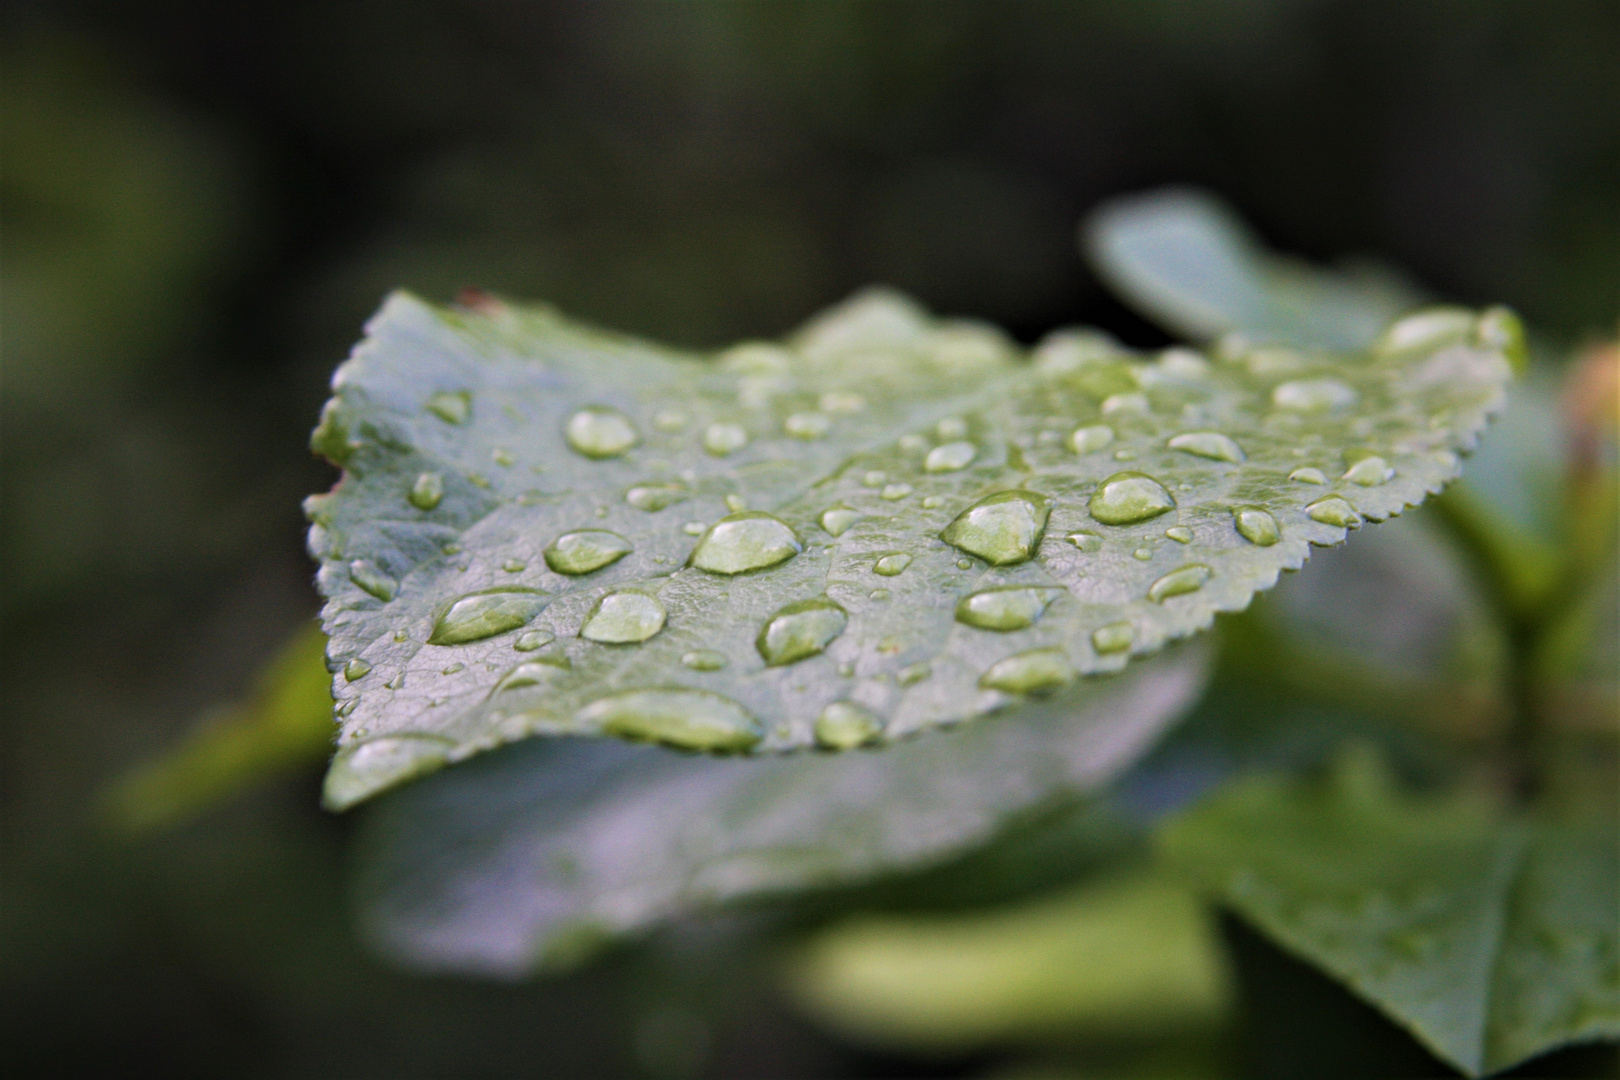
[2,2,1616,1077]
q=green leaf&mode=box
[1157,749,1620,1076]
[309,285,1512,807]
[352,646,1207,976]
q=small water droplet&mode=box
[580,591,667,643]
[336,699,358,717]
[545,530,633,575]
[690,512,802,574]
[820,505,862,537]
[348,560,398,602]
[1272,379,1357,412]
[1167,431,1245,463]
[924,440,978,473]
[703,422,748,456]
[627,482,688,511]
[955,586,1059,631]
[425,390,471,424]
[868,588,890,600]
[1306,496,1363,528]
[681,649,726,671]
[1102,392,1149,416]
[1234,507,1280,546]
[897,662,931,685]
[683,521,707,536]
[757,598,847,666]
[784,412,831,439]
[1342,453,1394,486]
[1090,472,1175,526]
[922,495,944,509]
[725,494,748,512]
[1148,564,1212,602]
[936,417,968,440]
[876,637,902,655]
[820,391,866,414]
[1069,424,1114,454]
[898,433,929,452]
[441,662,465,675]
[429,588,548,645]
[873,552,913,576]
[1376,308,1475,355]
[941,490,1052,565]
[495,658,569,692]
[566,406,639,458]
[1289,467,1327,485]
[1091,622,1133,654]
[385,671,406,690]
[979,648,1074,695]
[324,734,454,809]
[880,483,912,500]
[578,689,760,752]
[814,701,884,750]
[344,658,372,681]
[514,629,555,651]
[393,630,409,642]
[653,409,687,431]
[1133,546,1153,560]
[1473,306,1526,368]
[492,447,515,467]
[442,543,461,555]
[1066,530,1103,553]
[409,472,444,510]
[502,559,526,573]
[1165,526,1194,543]
[956,558,973,569]
[862,470,887,487]
[467,472,492,489]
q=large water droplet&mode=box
[757,598,847,666]
[1234,507,1280,546]
[514,629,555,651]
[1342,453,1394,486]
[784,412,831,439]
[1272,379,1358,412]
[580,591,667,643]
[1167,431,1245,463]
[1070,424,1114,455]
[955,586,1060,631]
[348,560,398,602]
[409,472,444,510]
[1307,496,1363,528]
[323,734,454,810]
[429,588,548,645]
[702,422,748,456]
[425,390,471,424]
[873,552,912,576]
[1148,564,1212,602]
[565,406,639,458]
[1289,466,1327,485]
[941,490,1052,565]
[626,483,688,511]
[979,648,1074,695]
[681,649,726,671]
[578,689,760,752]
[820,505,862,537]
[924,441,977,473]
[1091,622,1133,654]
[814,701,882,749]
[344,658,372,682]
[690,512,802,574]
[544,530,633,575]
[1089,472,1175,526]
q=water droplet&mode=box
[344,658,372,681]
[441,662,465,675]
[1289,467,1327,484]
[627,483,688,511]
[868,588,890,600]
[820,391,866,413]
[1148,564,1212,602]
[681,649,726,671]
[806,701,880,753]
[862,470,887,487]
[653,409,687,431]
[941,490,1052,565]
[785,412,830,439]
[979,648,1074,695]
[467,472,491,489]
[1307,496,1363,528]
[1090,472,1175,525]
[881,483,913,500]
[924,441,977,472]
[1069,424,1114,454]
[336,699,358,717]
[348,560,398,602]
[955,586,1060,631]
[898,434,928,452]
[1165,526,1194,543]
[682,521,707,536]
[492,447,515,467]
[702,422,748,456]
[1234,507,1280,546]
[393,630,409,642]
[725,494,748,513]
[1102,392,1149,416]
[936,417,968,440]
[578,689,760,752]
[409,472,444,510]
[1133,546,1153,560]
[503,559,526,573]
[757,598,847,666]
[1066,531,1103,552]
[922,495,944,509]
[1167,431,1245,463]
[580,591,666,643]
[820,505,862,537]
[545,530,633,575]
[385,671,406,690]
[429,588,548,645]
[566,406,639,458]
[514,629,555,651]
[425,390,471,424]
[1113,449,1137,461]
[1272,379,1357,412]
[956,558,973,569]
[690,512,802,574]
[1343,453,1394,486]
[873,553,912,576]
[898,662,931,685]
[1376,308,1475,355]
[324,734,454,809]
[495,658,569,692]
[1091,622,1133,654]
[1474,306,1527,369]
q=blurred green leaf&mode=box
[310,285,1511,807]
[1158,748,1619,1077]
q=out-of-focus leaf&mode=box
[309,284,1512,807]
[352,645,1208,977]
[1158,748,1620,1077]
[783,870,1229,1051]
[101,624,333,833]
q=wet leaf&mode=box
[309,283,1512,806]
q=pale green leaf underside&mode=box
[355,647,1207,976]
[308,286,1511,807]
[1158,754,1620,1076]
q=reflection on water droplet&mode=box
[1090,472,1175,525]
[1272,379,1357,412]
[936,417,968,440]
[941,490,1052,565]
[1289,467,1327,484]
[814,701,883,749]
[757,598,847,666]
[820,505,861,537]
[873,553,912,576]
[1148,564,1212,602]
[703,423,748,456]
[580,591,666,643]
[545,530,633,575]
[898,663,931,685]
[344,658,372,682]
[566,406,639,458]
[881,483,912,500]
[1091,622,1133,654]
[1070,424,1114,454]
[429,588,547,645]
[514,629,555,651]
[324,734,455,809]
[784,412,830,439]
[627,483,688,511]
[1234,507,1280,546]
[1165,526,1194,543]
[579,689,760,752]
[690,512,802,573]
[409,472,444,510]
[1307,496,1363,528]
[348,560,398,602]
[1167,431,1245,463]
[1066,531,1103,552]
[425,390,471,424]
[979,648,1074,694]
[681,649,726,671]
[956,586,1059,631]
[925,441,977,472]
[1343,454,1394,486]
